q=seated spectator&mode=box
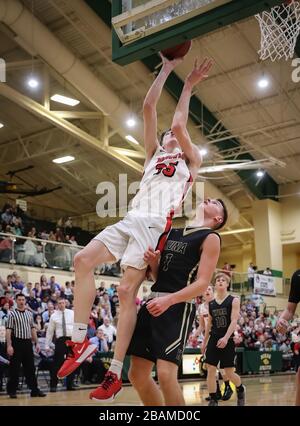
[23,231,37,265]
[64,281,73,302]
[0,236,12,262]
[100,303,113,322]
[48,231,56,241]
[263,267,272,276]
[1,207,13,225]
[49,276,60,292]
[0,301,10,325]
[12,275,24,293]
[34,314,46,337]
[69,235,77,246]
[98,317,116,350]
[34,245,46,267]
[42,302,55,323]
[27,290,41,315]
[81,329,108,384]
[40,230,49,240]
[22,282,33,298]
[33,282,41,300]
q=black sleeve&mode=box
[288,270,300,304]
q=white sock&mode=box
[72,323,87,343]
[109,359,123,379]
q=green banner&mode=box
[242,351,282,374]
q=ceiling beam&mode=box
[0,82,143,175]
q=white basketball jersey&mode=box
[131,147,192,217]
[199,302,209,328]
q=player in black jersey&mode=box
[202,272,245,406]
[127,198,227,405]
[276,269,300,406]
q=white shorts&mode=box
[94,211,172,270]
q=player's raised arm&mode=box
[143,54,183,165]
[171,58,213,177]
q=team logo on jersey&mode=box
[154,161,178,177]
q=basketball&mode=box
[160,40,192,60]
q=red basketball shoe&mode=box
[89,371,122,402]
[57,338,97,379]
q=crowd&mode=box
[0,203,121,275]
[0,268,299,395]
[0,272,122,392]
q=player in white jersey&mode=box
[58,53,213,402]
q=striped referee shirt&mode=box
[6,309,35,339]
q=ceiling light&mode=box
[27,77,39,88]
[51,94,80,106]
[0,122,4,129]
[125,135,139,145]
[126,118,136,128]
[53,156,75,164]
[257,77,269,89]
[256,170,264,177]
[200,148,208,156]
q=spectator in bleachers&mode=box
[26,290,41,316]
[248,262,255,291]
[81,328,108,384]
[42,302,55,323]
[263,267,272,276]
[69,235,78,246]
[100,302,113,322]
[23,232,37,265]
[98,317,116,350]
[33,314,46,337]
[64,281,73,302]
[0,301,10,325]
[0,236,12,262]
[12,275,24,293]
[49,276,60,292]
[22,282,33,298]
[48,231,56,241]
[30,227,37,238]
[33,282,41,300]
[1,207,13,225]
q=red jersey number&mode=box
[154,161,178,178]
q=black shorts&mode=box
[127,301,195,366]
[205,335,235,369]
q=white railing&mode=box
[0,232,121,276]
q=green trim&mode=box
[106,0,283,65]
[270,270,283,278]
[85,0,279,200]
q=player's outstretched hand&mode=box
[276,317,289,334]
[186,57,213,87]
[159,52,184,71]
[147,295,172,317]
[143,246,160,266]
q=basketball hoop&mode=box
[255,0,300,61]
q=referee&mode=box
[6,293,46,398]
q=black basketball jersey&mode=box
[209,295,235,339]
[289,269,300,304]
[151,227,220,293]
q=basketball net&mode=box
[255,0,300,61]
